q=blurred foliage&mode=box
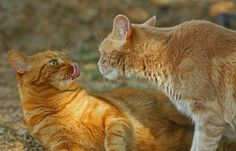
[1,0,235,82]
[1,0,236,53]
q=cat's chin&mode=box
[52,79,78,91]
[103,69,119,80]
[62,77,77,84]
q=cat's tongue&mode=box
[71,63,80,78]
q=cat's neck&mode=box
[131,26,180,98]
[131,26,174,75]
[18,81,83,110]
[17,77,86,130]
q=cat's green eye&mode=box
[48,59,59,66]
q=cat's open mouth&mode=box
[71,63,80,78]
[62,63,80,84]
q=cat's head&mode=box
[8,50,80,91]
[98,14,156,80]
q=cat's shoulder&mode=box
[177,19,232,32]
[180,20,216,28]
[170,19,236,40]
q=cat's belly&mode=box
[222,97,236,140]
[224,125,236,140]
[171,98,236,143]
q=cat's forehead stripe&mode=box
[41,52,64,59]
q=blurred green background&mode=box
[0,0,236,150]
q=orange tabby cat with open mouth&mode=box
[8,50,236,151]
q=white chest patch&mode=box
[173,99,192,118]
[104,68,119,80]
[162,83,192,118]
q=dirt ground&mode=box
[1,0,236,150]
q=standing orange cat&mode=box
[98,15,236,151]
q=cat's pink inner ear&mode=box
[113,14,132,40]
[8,50,32,73]
[142,16,156,27]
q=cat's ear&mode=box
[112,14,132,40]
[8,49,32,74]
[142,16,156,27]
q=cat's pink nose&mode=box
[71,63,80,78]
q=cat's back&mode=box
[168,20,236,60]
[173,20,236,43]
[177,20,236,35]
[95,87,193,151]
[97,87,192,127]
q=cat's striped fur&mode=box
[8,50,236,151]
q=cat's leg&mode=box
[49,140,86,151]
[105,117,134,151]
[217,141,236,151]
[190,130,199,151]
[191,116,224,151]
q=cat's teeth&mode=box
[66,78,73,84]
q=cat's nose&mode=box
[71,63,80,78]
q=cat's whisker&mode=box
[94,32,103,44]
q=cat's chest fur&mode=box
[156,54,236,139]
[159,80,192,118]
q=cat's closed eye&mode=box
[48,59,60,66]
